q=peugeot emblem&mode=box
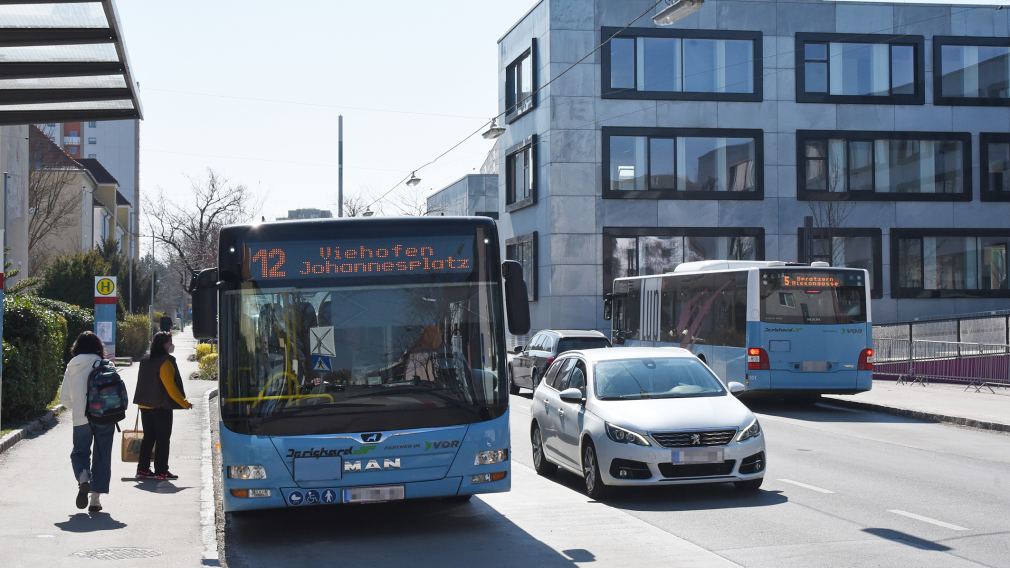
[361,432,382,443]
[690,434,702,446]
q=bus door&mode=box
[641,278,661,344]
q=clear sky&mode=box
[116,0,537,222]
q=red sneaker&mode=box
[163,471,179,480]
[136,469,155,479]
[152,473,168,481]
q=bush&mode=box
[195,343,216,362]
[117,313,151,360]
[32,298,94,363]
[37,251,113,312]
[198,353,218,380]
[1,296,67,423]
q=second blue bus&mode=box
[605,260,873,397]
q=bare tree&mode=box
[804,159,853,264]
[27,126,81,270]
[342,195,376,218]
[393,189,443,217]
[145,169,257,280]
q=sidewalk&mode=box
[823,380,1010,433]
[0,330,214,568]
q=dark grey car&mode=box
[508,329,611,394]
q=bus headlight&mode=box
[227,465,267,480]
[605,423,651,446]
[474,449,509,466]
[736,419,761,442]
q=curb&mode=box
[0,404,66,456]
[201,387,221,566]
[820,398,1010,434]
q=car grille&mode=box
[658,460,736,478]
[651,430,737,448]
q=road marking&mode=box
[777,478,835,494]
[887,509,969,531]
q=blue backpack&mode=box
[86,359,129,425]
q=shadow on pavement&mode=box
[545,468,787,512]
[744,398,936,425]
[863,528,951,552]
[124,480,191,494]
[54,512,128,532]
[223,497,576,568]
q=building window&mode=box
[602,227,763,292]
[505,135,536,211]
[67,145,79,155]
[797,131,970,201]
[603,28,761,101]
[87,153,97,159]
[892,230,1010,298]
[934,37,1010,106]
[603,127,762,200]
[506,232,537,302]
[795,33,924,104]
[88,137,97,144]
[982,133,1010,201]
[87,121,97,127]
[798,228,883,298]
[505,39,536,122]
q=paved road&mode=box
[220,393,1010,568]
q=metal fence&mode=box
[875,310,1010,345]
[873,337,1010,392]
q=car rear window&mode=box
[556,337,611,353]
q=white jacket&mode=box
[59,354,102,427]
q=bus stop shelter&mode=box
[1,0,142,427]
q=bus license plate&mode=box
[801,361,829,372]
[671,448,724,464]
[343,485,405,503]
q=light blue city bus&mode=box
[189,217,530,512]
[605,261,873,398]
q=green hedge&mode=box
[117,313,150,360]
[1,296,67,423]
[32,297,94,363]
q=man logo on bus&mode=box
[691,434,702,446]
[344,458,401,472]
[361,433,382,443]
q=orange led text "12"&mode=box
[250,248,287,278]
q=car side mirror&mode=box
[189,268,219,340]
[559,387,585,404]
[603,294,612,321]
[728,381,746,395]
[513,345,524,354]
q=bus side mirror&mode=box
[189,268,219,340]
[603,294,613,321]
[502,260,530,336]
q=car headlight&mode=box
[605,423,651,446]
[227,465,267,480]
[736,419,761,442]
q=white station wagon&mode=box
[530,347,765,498]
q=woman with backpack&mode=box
[59,331,116,513]
[133,332,192,481]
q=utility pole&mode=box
[149,234,155,332]
[338,115,344,218]
[1,171,9,430]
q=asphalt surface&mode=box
[217,393,1010,568]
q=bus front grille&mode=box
[651,430,737,447]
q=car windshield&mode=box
[594,357,726,400]
[557,337,610,353]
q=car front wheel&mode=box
[582,440,609,499]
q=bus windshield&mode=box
[221,281,503,435]
[760,269,867,325]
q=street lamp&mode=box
[406,172,421,187]
[362,209,375,217]
[653,0,703,25]
[481,118,506,140]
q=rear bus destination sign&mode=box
[246,236,474,280]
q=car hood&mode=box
[590,394,753,433]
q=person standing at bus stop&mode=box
[133,332,192,480]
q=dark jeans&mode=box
[138,409,174,474]
[71,423,115,493]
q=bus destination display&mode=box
[765,271,864,289]
[246,235,473,280]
